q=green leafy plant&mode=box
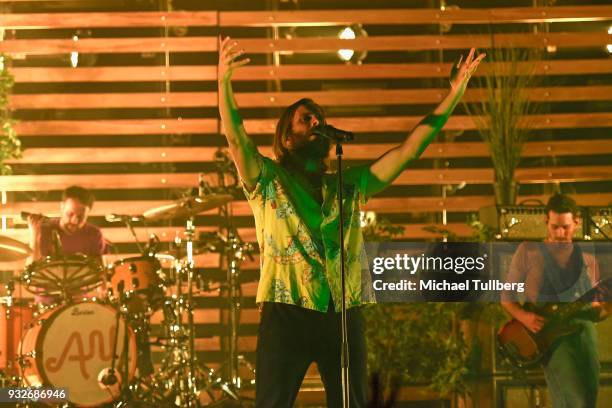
[364,302,477,398]
[365,216,508,403]
[363,216,480,401]
[1,54,21,175]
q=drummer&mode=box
[27,185,107,300]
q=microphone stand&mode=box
[102,283,123,391]
[115,288,133,406]
[124,218,144,253]
[335,141,350,408]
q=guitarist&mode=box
[501,193,610,408]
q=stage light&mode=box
[70,35,79,68]
[338,27,356,62]
[607,26,612,54]
[337,25,367,63]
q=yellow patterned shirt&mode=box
[243,156,375,312]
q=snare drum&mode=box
[20,301,136,407]
[0,299,35,375]
[23,255,104,298]
[109,256,164,312]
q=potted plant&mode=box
[464,46,539,205]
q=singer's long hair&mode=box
[273,98,326,162]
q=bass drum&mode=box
[0,300,35,375]
[20,301,137,407]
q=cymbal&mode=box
[143,194,233,221]
[0,235,32,262]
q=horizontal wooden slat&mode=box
[0,173,197,190]
[0,37,217,54]
[10,86,612,109]
[2,193,611,219]
[2,222,473,245]
[8,140,612,164]
[3,6,611,29]
[220,6,612,26]
[0,11,217,28]
[148,309,260,326]
[1,166,610,192]
[14,118,219,135]
[11,60,612,83]
[238,32,611,52]
[0,200,248,218]
[392,166,612,185]
[1,32,609,55]
[13,113,612,136]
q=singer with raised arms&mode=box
[217,36,484,407]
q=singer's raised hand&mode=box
[365,49,484,198]
[449,48,486,92]
[218,36,250,82]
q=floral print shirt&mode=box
[243,156,375,312]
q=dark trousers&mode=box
[255,302,367,408]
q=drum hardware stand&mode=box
[107,285,137,407]
[102,282,123,390]
[122,216,145,253]
[185,217,198,406]
[213,149,256,394]
[149,217,238,406]
[221,230,256,391]
[1,280,22,385]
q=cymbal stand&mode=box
[224,231,255,391]
[185,217,197,405]
[169,217,198,407]
[149,218,237,406]
[213,148,256,392]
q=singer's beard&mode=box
[282,136,330,173]
[294,135,330,160]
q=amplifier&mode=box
[496,379,612,408]
[588,207,612,241]
[479,206,611,241]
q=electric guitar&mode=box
[497,278,611,369]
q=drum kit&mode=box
[0,156,256,407]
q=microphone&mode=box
[310,124,354,142]
[105,214,142,223]
[21,211,49,221]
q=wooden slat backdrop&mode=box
[8,86,612,108]
[2,32,611,54]
[1,3,611,377]
[9,59,612,84]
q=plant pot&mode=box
[493,180,518,206]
